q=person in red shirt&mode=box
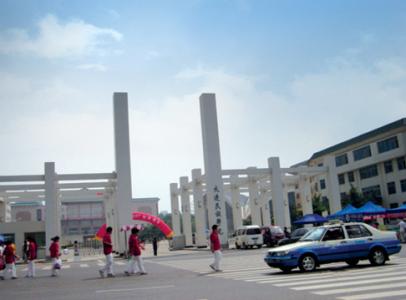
[209,224,222,272]
[125,227,147,276]
[1,240,18,279]
[99,226,114,278]
[49,236,61,277]
[26,237,37,278]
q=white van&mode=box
[230,225,263,249]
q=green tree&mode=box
[312,193,328,215]
[342,185,367,208]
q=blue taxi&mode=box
[264,222,401,273]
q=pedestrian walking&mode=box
[209,224,222,272]
[1,240,18,280]
[125,227,147,276]
[99,226,114,278]
[152,237,158,256]
[49,236,61,277]
[399,219,406,243]
[26,237,37,278]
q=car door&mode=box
[344,224,373,259]
[318,226,348,263]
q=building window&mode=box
[390,203,399,209]
[353,145,372,161]
[398,157,406,170]
[340,192,347,200]
[335,154,348,167]
[377,136,399,153]
[362,185,382,200]
[387,182,396,195]
[36,209,42,221]
[384,160,393,173]
[338,174,345,185]
[318,163,324,167]
[359,164,378,180]
[320,179,326,190]
[401,179,406,193]
[348,171,355,182]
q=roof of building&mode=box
[309,118,406,161]
[131,197,159,203]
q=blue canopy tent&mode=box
[294,214,328,225]
[327,204,359,219]
[356,201,386,215]
[388,204,406,214]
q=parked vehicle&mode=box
[264,222,401,273]
[230,225,263,249]
[278,228,311,246]
[262,226,285,247]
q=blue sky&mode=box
[0,1,405,212]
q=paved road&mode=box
[1,247,406,300]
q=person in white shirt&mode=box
[398,219,406,243]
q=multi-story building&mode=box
[297,118,406,211]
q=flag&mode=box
[95,223,107,241]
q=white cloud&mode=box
[76,64,107,72]
[0,14,122,58]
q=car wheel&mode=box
[299,254,317,272]
[235,243,240,249]
[243,243,247,249]
[369,248,386,266]
[257,245,262,249]
[279,267,292,273]
[345,259,359,267]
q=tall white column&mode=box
[113,93,133,253]
[45,162,61,253]
[325,156,342,213]
[299,175,313,215]
[269,157,289,228]
[230,175,242,230]
[259,190,272,226]
[282,185,292,229]
[199,93,228,244]
[192,169,207,247]
[180,176,193,247]
[170,183,181,236]
[248,168,261,226]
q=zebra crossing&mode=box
[152,253,406,300]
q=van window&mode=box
[246,228,261,235]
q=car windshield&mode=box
[300,227,325,241]
[292,228,308,238]
[270,227,283,234]
[246,228,261,235]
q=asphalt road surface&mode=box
[2,246,406,300]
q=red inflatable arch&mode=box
[132,212,174,238]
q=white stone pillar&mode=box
[192,169,207,247]
[259,190,272,226]
[199,93,228,244]
[299,175,313,215]
[230,175,242,230]
[113,92,133,253]
[45,162,61,253]
[0,197,11,223]
[170,183,181,236]
[180,176,193,247]
[325,156,342,213]
[269,157,289,228]
[282,185,292,229]
[248,168,261,226]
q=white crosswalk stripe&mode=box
[152,253,406,300]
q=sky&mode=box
[0,0,405,212]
